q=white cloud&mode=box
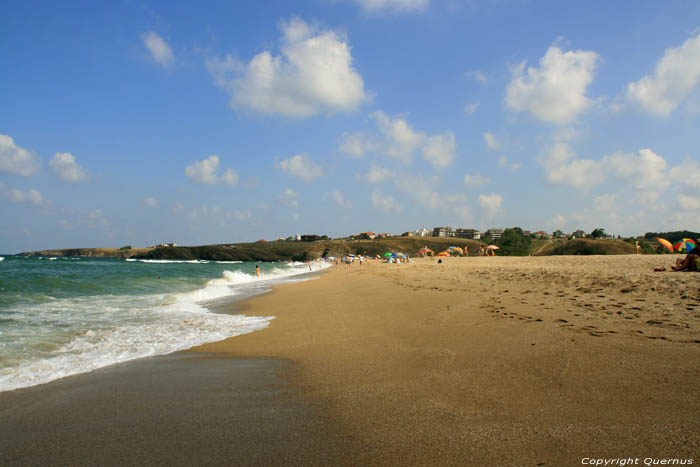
[506,44,599,124]
[324,190,352,208]
[278,188,299,209]
[276,153,323,182]
[678,194,700,210]
[143,197,159,208]
[498,156,521,171]
[626,31,700,117]
[351,0,429,12]
[483,131,500,150]
[49,152,89,182]
[371,111,425,163]
[541,142,673,194]
[602,148,669,190]
[422,132,456,168]
[463,173,490,186]
[0,134,39,176]
[669,160,700,192]
[355,164,394,184]
[185,155,238,185]
[479,193,502,211]
[338,132,378,158]
[540,142,605,188]
[465,70,487,85]
[371,191,400,213]
[141,31,174,68]
[2,187,50,207]
[341,111,458,167]
[208,17,367,117]
[464,102,479,114]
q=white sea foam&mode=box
[125,259,210,264]
[0,259,331,392]
[0,257,4,261]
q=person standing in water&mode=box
[256,264,260,278]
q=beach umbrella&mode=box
[449,247,463,255]
[656,238,674,251]
[486,245,500,250]
[674,239,696,253]
[383,252,393,257]
[436,251,449,257]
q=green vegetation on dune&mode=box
[534,239,636,256]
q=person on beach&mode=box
[671,240,699,271]
[464,245,469,257]
[255,264,260,278]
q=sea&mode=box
[0,255,330,392]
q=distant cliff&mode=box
[19,247,154,259]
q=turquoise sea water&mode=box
[0,255,328,391]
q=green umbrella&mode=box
[383,252,393,257]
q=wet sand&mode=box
[2,255,699,466]
[0,354,358,466]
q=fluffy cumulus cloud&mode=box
[541,144,672,191]
[356,164,393,184]
[506,44,599,124]
[421,132,456,169]
[479,193,502,211]
[0,134,39,176]
[603,149,669,190]
[371,111,425,163]
[1,186,50,207]
[337,132,378,158]
[350,0,429,12]
[141,31,174,68]
[185,155,238,185]
[371,191,400,213]
[323,190,352,209]
[275,153,323,182]
[208,17,367,117]
[49,152,89,182]
[340,111,458,168]
[540,142,605,188]
[627,31,700,117]
[278,188,299,209]
[464,173,491,186]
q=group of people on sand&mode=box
[671,239,699,272]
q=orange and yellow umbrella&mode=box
[656,238,673,251]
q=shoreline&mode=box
[2,256,699,465]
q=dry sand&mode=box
[193,255,700,466]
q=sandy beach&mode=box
[2,255,699,466]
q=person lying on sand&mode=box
[671,240,699,271]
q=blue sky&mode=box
[2,0,700,252]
